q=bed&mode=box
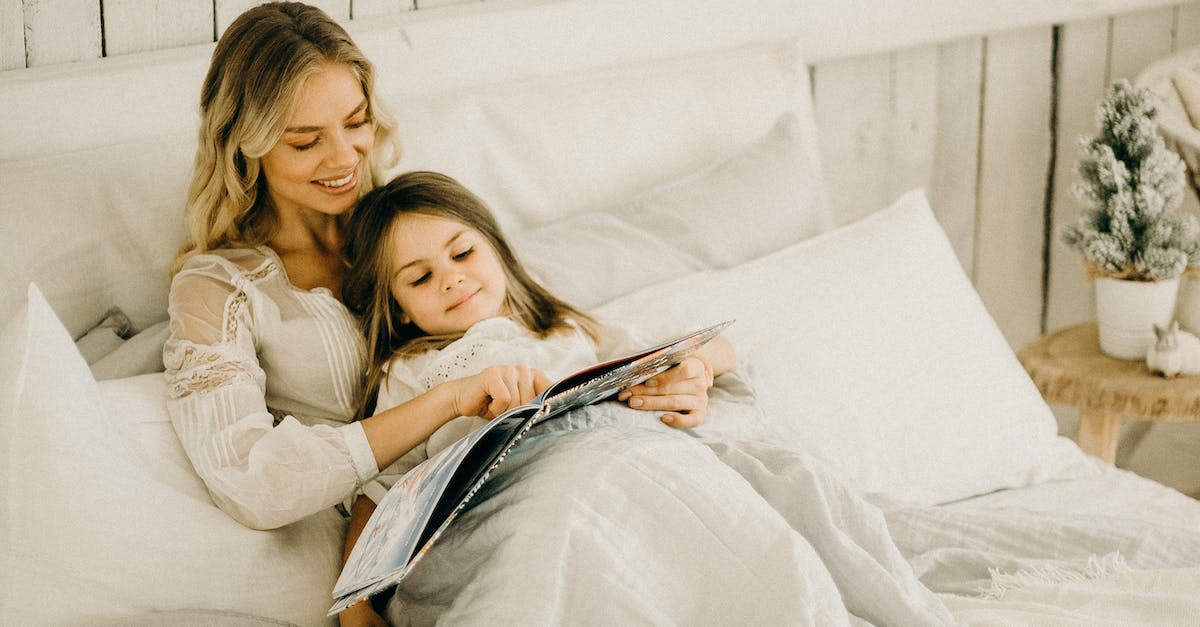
[4,2,1200,626]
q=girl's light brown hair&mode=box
[172,1,399,273]
[342,171,600,420]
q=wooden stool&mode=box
[1018,323,1200,463]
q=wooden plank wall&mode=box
[812,3,1200,351]
[4,1,1200,353]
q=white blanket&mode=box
[940,566,1200,626]
[886,494,1200,625]
[381,399,954,626]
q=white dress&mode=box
[163,246,379,530]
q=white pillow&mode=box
[595,190,1092,506]
[0,284,345,626]
[509,113,831,310]
[0,133,192,338]
[607,113,832,268]
[510,211,704,310]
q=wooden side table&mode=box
[1017,323,1200,463]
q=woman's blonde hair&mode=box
[172,1,399,273]
[342,171,600,420]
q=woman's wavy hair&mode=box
[343,171,600,420]
[172,1,399,273]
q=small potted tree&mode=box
[1062,79,1200,359]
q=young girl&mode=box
[342,169,735,465]
[338,170,734,624]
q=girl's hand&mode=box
[451,365,552,419]
[617,356,714,428]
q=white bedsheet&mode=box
[381,399,954,626]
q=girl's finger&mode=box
[532,369,552,395]
[516,366,537,405]
[482,372,512,418]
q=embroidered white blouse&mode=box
[163,246,379,530]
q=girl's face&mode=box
[387,213,509,335]
[260,63,374,221]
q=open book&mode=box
[328,319,734,614]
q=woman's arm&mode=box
[166,258,550,529]
[695,334,736,378]
[360,365,552,471]
[338,498,388,627]
[165,269,374,530]
[617,333,736,428]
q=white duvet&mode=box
[377,394,1200,627]
[381,395,954,626]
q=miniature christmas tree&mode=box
[1062,79,1200,281]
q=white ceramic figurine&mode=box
[1146,321,1200,378]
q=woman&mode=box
[163,4,716,625]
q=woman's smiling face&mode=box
[259,63,375,220]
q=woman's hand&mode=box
[617,356,714,428]
[338,600,388,627]
[450,365,552,419]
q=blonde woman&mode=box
[162,4,433,624]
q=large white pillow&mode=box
[509,113,831,309]
[595,190,1092,506]
[0,284,345,626]
[606,113,831,269]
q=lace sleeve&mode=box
[163,260,377,529]
[163,270,262,399]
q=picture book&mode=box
[329,319,734,614]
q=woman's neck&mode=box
[268,211,345,294]
[270,207,342,256]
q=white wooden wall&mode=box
[4,0,1200,353]
[815,3,1200,352]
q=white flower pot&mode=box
[1094,276,1180,360]
[1177,273,1200,336]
